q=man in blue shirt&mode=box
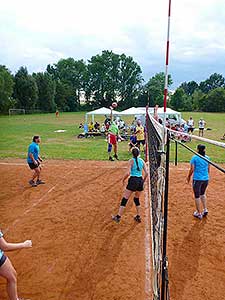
[27,136,45,187]
[187,144,210,219]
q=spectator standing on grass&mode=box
[0,229,32,300]
[187,116,194,134]
[112,147,148,223]
[186,144,210,220]
[135,120,145,150]
[198,118,206,137]
[27,136,45,187]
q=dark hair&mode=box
[33,136,40,142]
[197,144,206,156]
[132,147,140,171]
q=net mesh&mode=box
[146,113,167,300]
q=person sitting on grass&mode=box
[0,229,32,300]
[88,122,94,132]
[128,132,137,152]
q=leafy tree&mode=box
[170,87,191,111]
[199,73,225,93]
[47,58,87,111]
[201,88,225,112]
[0,65,15,113]
[86,51,142,108]
[54,81,72,111]
[14,67,38,110]
[86,51,120,107]
[145,72,173,106]
[180,81,198,96]
[191,89,205,111]
[118,54,143,108]
[33,72,56,112]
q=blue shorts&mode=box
[192,180,208,198]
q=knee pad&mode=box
[108,143,112,153]
[134,197,140,206]
[120,197,128,207]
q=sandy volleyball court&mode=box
[0,160,224,300]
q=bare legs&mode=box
[117,190,142,217]
[0,258,18,300]
[32,166,41,181]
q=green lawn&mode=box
[0,111,224,162]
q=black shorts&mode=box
[28,161,40,170]
[137,140,145,146]
[126,176,144,192]
[0,254,7,267]
[188,128,194,133]
[192,180,208,198]
[199,128,204,131]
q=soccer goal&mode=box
[9,109,25,116]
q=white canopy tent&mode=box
[119,106,182,124]
[85,107,120,123]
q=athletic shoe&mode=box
[36,179,45,185]
[29,180,37,187]
[112,215,121,223]
[134,215,142,223]
[114,154,119,160]
[109,156,114,161]
[193,211,202,220]
[202,208,208,217]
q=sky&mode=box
[1,0,225,88]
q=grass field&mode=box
[0,111,224,162]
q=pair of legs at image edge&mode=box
[29,165,45,187]
[0,256,22,300]
[108,142,119,161]
[112,189,142,223]
[193,180,208,220]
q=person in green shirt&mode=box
[107,120,123,161]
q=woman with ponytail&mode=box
[112,147,148,223]
[187,144,210,219]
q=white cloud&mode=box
[1,0,225,86]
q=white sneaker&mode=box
[202,209,208,217]
[193,211,202,220]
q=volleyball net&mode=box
[146,112,225,300]
[146,113,170,300]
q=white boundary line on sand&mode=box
[0,162,127,169]
[5,170,73,233]
[144,187,152,300]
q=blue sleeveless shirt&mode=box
[130,157,144,177]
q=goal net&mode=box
[9,109,25,116]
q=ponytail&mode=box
[132,147,140,171]
[197,144,206,156]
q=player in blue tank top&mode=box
[187,144,210,220]
[27,135,45,187]
[112,147,148,223]
[0,229,32,299]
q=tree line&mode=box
[0,50,225,113]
